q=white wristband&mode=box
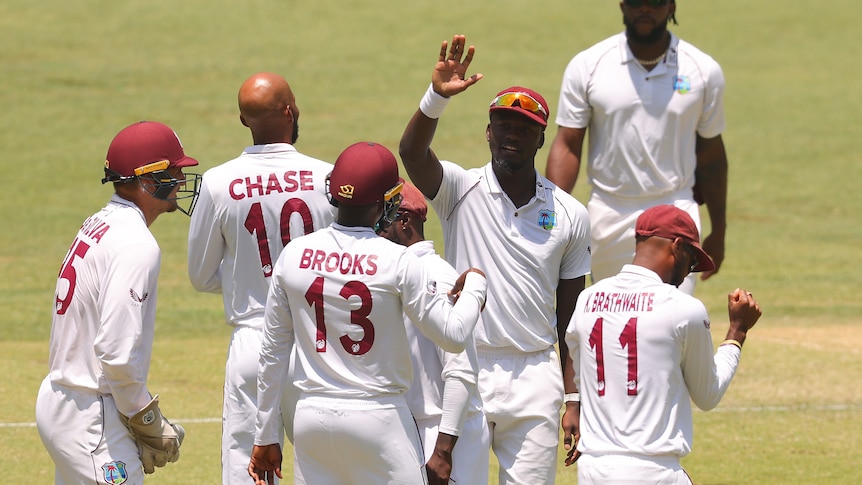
[419,83,449,119]
[564,392,580,403]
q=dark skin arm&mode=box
[400,34,483,199]
[556,276,585,465]
[545,126,587,193]
[248,444,282,485]
[694,134,728,280]
[425,432,458,484]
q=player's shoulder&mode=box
[570,33,622,65]
[543,177,588,220]
[673,34,722,68]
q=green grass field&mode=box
[2,0,860,483]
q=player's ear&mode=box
[486,124,491,142]
[240,115,249,128]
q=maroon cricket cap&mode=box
[635,204,715,273]
[105,121,198,179]
[399,181,428,222]
[489,86,550,127]
[329,142,401,206]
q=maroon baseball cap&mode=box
[329,142,401,206]
[399,181,427,222]
[635,205,715,272]
[489,86,550,127]
[105,121,198,180]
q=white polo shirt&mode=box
[431,161,591,353]
[556,32,726,199]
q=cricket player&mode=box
[565,204,761,483]
[248,142,488,485]
[187,72,335,484]
[400,35,592,484]
[376,181,489,485]
[547,0,729,294]
[36,121,199,483]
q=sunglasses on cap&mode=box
[490,92,548,118]
[623,0,670,7]
[682,244,699,273]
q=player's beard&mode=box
[624,16,669,45]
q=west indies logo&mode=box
[538,210,557,230]
[102,461,128,484]
[674,75,691,94]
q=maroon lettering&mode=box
[296,250,379,275]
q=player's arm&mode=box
[546,126,587,193]
[694,133,728,280]
[683,290,760,411]
[400,34,482,199]
[98,242,160,416]
[187,179,224,293]
[427,336,478,483]
[255,258,296,447]
[556,276,585,464]
[406,262,487,354]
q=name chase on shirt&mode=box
[229,170,315,200]
[299,249,378,275]
[583,291,655,313]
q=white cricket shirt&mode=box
[188,143,335,328]
[566,264,741,457]
[254,224,486,445]
[432,161,591,353]
[556,32,726,199]
[46,195,160,416]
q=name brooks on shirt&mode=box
[299,249,378,276]
[229,170,315,200]
[583,291,655,313]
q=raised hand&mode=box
[432,34,483,98]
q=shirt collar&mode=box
[619,31,680,68]
[481,163,547,203]
[331,222,375,235]
[242,143,297,155]
[109,194,145,221]
[620,263,664,283]
[406,240,436,259]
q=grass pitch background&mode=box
[2,0,860,483]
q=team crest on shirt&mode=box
[537,210,557,230]
[102,461,128,484]
[129,289,149,303]
[674,76,691,94]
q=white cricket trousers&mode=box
[35,377,146,484]
[223,325,298,484]
[293,393,427,484]
[588,191,699,294]
[478,346,563,485]
[415,410,490,484]
[577,453,693,484]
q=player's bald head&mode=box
[238,72,299,144]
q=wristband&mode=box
[419,84,449,119]
[721,339,742,350]
[564,392,580,403]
